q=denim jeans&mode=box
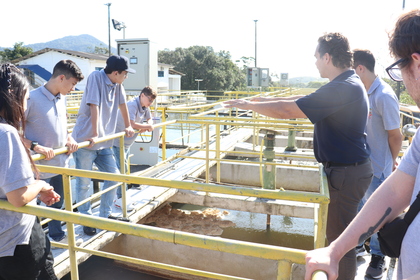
[0,218,58,280]
[112,145,129,199]
[42,175,65,241]
[358,174,386,256]
[73,148,119,218]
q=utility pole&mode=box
[254,20,258,68]
[105,3,112,56]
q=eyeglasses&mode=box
[143,93,154,103]
[386,57,408,82]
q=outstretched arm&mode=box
[223,99,307,119]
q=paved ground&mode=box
[356,253,397,280]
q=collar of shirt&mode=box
[41,86,61,101]
[367,76,381,96]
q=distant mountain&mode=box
[0,34,117,54]
[289,76,327,85]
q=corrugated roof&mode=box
[12,48,108,64]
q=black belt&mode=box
[322,158,369,168]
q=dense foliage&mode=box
[0,42,33,62]
[159,46,246,91]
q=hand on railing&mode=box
[311,270,328,280]
[305,247,337,280]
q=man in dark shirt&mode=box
[224,32,372,280]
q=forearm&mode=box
[330,170,413,257]
[90,105,99,136]
[247,100,307,119]
[388,129,403,162]
[7,181,46,207]
[119,103,132,129]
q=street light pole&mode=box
[254,20,258,68]
[105,3,112,56]
[195,79,203,91]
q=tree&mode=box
[307,81,328,89]
[381,77,415,105]
[0,42,33,62]
[159,46,246,91]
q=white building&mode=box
[12,48,184,93]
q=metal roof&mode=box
[17,64,52,81]
[12,48,108,64]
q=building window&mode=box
[158,71,164,77]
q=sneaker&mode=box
[51,235,83,249]
[355,245,367,257]
[108,215,130,222]
[365,254,386,279]
[114,198,135,211]
[83,226,97,236]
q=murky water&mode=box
[61,256,167,280]
[61,203,314,279]
[174,203,314,250]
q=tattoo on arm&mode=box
[358,207,392,244]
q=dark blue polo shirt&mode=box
[295,70,370,163]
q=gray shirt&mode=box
[0,122,35,257]
[398,130,420,279]
[366,77,400,178]
[25,86,69,179]
[72,70,126,149]
[113,96,151,148]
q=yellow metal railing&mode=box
[31,162,329,280]
[19,88,331,279]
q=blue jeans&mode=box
[73,148,119,218]
[112,145,129,199]
[358,174,385,256]
[42,175,65,241]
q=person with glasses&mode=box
[352,49,403,278]
[224,32,373,280]
[305,9,420,280]
[112,86,157,210]
[71,55,135,236]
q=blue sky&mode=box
[2,0,417,78]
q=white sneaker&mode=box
[114,198,135,211]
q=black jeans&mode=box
[324,160,373,280]
[0,218,58,280]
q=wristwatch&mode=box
[30,141,38,151]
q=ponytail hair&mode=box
[0,63,39,177]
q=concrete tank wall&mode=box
[207,162,320,192]
[102,234,306,280]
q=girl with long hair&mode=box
[0,63,60,280]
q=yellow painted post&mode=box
[216,111,221,183]
[277,260,292,280]
[119,135,127,217]
[161,107,167,161]
[205,123,210,184]
[314,165,329,248]
[62,174,79,280]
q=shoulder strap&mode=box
[404,191,420,224]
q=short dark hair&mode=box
[141,86,157,99]
[353,49,375,72]
[52,60,84,81]
[317,32,352,69]
[389,9,420,69]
